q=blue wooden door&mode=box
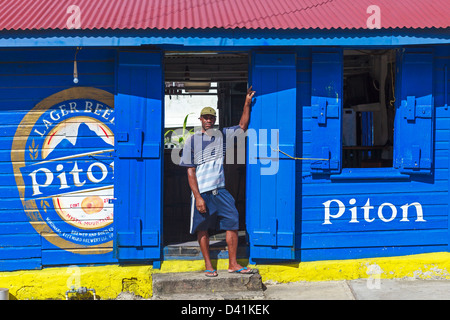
[113,51,164,261]
[247,52,297,261]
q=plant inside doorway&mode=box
[164,113,195,149]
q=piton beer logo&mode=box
[12,88,115,252]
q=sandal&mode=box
[228,267,253,274]
[204,269,218,277]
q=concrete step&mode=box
[163,232,248,260]
[152,270,264,300]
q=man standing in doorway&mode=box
[179,86,255,277]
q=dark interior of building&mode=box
[162,52,249,258]
[342,49,396,168]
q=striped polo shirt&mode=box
[179,125,241,194]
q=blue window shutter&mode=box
[396,49,434,174]
[308,50,343,174]
[247,52,296,261]
[114,51,164,260]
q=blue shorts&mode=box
[190,188,239,235]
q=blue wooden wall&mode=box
[296,45,450,261]
[0,47,117,271]
[1,44,449,271]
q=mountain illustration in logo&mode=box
[44,121,114,161]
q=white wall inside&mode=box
[164,84,219,129]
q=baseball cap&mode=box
[200,107,216,117]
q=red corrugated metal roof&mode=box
[0,0,449,31]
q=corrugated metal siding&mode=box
[0,48,116,270]
[0,0,449,31]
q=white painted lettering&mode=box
[362,198,375,222]
[349,198,359,223]
[323,199,345,225]
[87,162,108,183]
[400,202,426,222]
[43,119,53,130]
[70,162,85,187]
[323,198,425,225]
[59,105,69,117]
[56,164,70,190]
[50,110,61,121]
[378,203,397,222]
[29,167,53,196]
[85,101,93,112]
[28,161,112,197]
[34,128,46,137]
[69,102,78,113]
[94,103,103,116]
[102,107,112,120]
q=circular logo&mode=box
[11,87,115,253]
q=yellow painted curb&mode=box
[0,265,153,300]
[0,252,449,299]
[255,252,450,283]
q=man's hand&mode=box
[195,196,207,214]
[245,85,256,106]
[239,86,255,132]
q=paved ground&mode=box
[111,279,449,319]
[262,279,450,300]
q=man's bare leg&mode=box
[226,230,252,273]
[197,230,217,276]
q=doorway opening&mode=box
[342,49,396,168]
[162,51,249,259]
